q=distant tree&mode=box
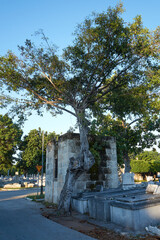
[0,114,22,170]
[131,151,160,176]
[0,4,159,211]
[17,128,58,174]
[22,128,44,174]
[0,165,16,176]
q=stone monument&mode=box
[45,133,119,204]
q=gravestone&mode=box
[146,183,158,193]
[122,172,135,190]
[153,186,160,195]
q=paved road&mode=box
[0,189,95,240]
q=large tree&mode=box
[0,114,22,169]
[0,4,159,211]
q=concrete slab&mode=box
[110,193,160,231]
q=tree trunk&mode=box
[57,160,83,212]
[58,110,95,212]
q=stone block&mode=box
[122,173,135,185]
[88,198,96,219]
[146,184,158,193]
[71,198,88,214]
[95,198,111,221]
[28,183,35,188]
[4,183,21,189]
[153,186,160,195]
[110,195,160,231]
[122,172,135,190]
[146,225,160,236]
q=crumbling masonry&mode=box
[45,133,118,203]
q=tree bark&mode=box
[58,110,95,212]
[57,157,83,212]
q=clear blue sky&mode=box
[1,0,160,136]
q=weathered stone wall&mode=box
[45,133,83,203]
[45,133,119,204]
[104,137,119,188]
[45,141,56,203]
[56,133,81,202]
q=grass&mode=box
[0,187,38,190]
[135,179,160,183]
[27,193,45,201]
[26,194,58,210]
[135,180,147,182]
[27,193,58,209]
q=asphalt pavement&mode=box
[0,188,95,240]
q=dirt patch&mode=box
[40,205,160,240]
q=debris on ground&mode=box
[41,206,160,240]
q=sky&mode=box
[0,0,160,139]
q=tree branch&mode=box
[128,117,143,126]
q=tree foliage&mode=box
[17,128,58,174]
[0,4,159,123]
[0,114,22,168]
[131,151,160,174]
[90,114,160,168]
[0,3,159,210]
[0,165,17,176]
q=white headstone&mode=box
[153,185,160,194]
[122,172,135,190]
[146,184,158,193]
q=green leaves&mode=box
[0,4,159,142]
[17,129,59,174]
[90,112,159,166]
[131,151,160,173]
[19,128,44,173]
[0,114,22,167]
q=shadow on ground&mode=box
[40,204,160,240]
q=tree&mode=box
[0,114,22,169]
[0,165,17,176]
[17,128,44,174]
[91,44,160,172]
[0,4,159,211]
[90,114,160,172]
[131,151,160,176]
[17,129,58,175]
